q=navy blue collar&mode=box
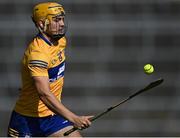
[37,33,52,46]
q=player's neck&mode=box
[41,33,59,46]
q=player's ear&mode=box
[37,19,49,32]
[38,20,44,30]
[35,20,45,33]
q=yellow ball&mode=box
[144,64,154,74]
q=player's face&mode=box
[47,15,66,38]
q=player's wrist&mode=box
[70,115,79,123]
[65,112,78,123]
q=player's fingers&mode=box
[82,118,91,127]
[85,115,94,125]
[87,115,94,120]
[77,123,88,130]
[81,124,86,129]
[78,115,94,128]
[85,118,91,126]
[81,120,89,128]
[78,127,83,130]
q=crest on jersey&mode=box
[51,59,57,65]
[57,50,63,62]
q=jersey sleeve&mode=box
[27,49,49,77]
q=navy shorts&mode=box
[8,111,73,137]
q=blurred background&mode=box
[0,0,180,136]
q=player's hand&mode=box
[72,115,94,130]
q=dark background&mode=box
[0,0,180,136]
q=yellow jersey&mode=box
[15,33,66,117]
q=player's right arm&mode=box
[27,45,91,128]
[27,46,93,129]
[33,75,93,129]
